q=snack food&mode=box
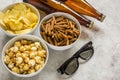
[0,3,38,34]
[40,16,80,46]
[4,39,46,74]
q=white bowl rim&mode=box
[0,2,40,37]
[38,12,81,50]
[2,35,49,78]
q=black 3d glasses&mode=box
[57,41,94,76]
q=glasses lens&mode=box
[79,49,93,60]
[65,58,79,75]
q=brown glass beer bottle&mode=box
[54,0,105,22]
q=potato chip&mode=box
[6,30,14,34]
[26,12,38,23]
[13,3,27,11]
[21,17,31,26]
[7,21,23,31]
[0,20,7,29]
[22,24,29,29]
[0,11,4,18]
[15,28,32,34]
[29,22,36,28]
[10,9,20,18]
[0,11,7,29]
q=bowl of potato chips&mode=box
[0,2,40,37]
[2,35,49,77]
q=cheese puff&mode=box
[21,39,27,45]
[37,50,46,57]
[14,41,21,47]
[34,56,41,64]
[7,51,14,58]
[4,55,10,64]
[23,64,29,71]
[10,46,18,52]
[8,62,14,69]
[12,67,20,74]
[35,65,42,71]
[19,46,25,52]
[28,69,35,74]
[28,59,35,67]
[16,57,23,64]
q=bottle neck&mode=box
[83,0,105,22]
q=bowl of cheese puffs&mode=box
[0,2,40,37]
[2,35,49,77]
[39,12,81,50]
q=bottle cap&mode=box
[88,21,94,29]
[100,14,106,22]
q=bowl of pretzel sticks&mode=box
[39,12,81,50]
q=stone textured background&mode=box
[0,0,120,80]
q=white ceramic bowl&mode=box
[2,35,49,78]
[39,12,81,50]
[0,2,40,37]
